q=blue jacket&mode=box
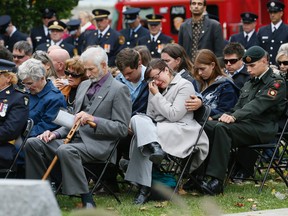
[29,80,66,137]
[195,76,239,116]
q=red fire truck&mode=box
[114,0,288,42]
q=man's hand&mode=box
[75,111,95,126]
[37,130,56,143]
[218,113,236,123]
[185,95,202,111]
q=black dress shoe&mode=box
[134,185,151,205]
[146,142,166,165]
[200,178,223,196]
[81,193,96,208]
[183,176,204,192]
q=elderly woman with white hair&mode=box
[18,58,66,137]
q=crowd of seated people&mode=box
[0,0,287,208]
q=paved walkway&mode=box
[223,208,288,216]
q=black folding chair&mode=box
[227,110,288,192]
[84,139,121,204]
[2,118,34,179]
[165,104,211,199]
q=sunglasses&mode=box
[13,55,25,59]
[64,70,82,78]
[278,61,288,66]
[223,58,240,65]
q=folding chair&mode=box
[227,110,288,192]
[164,104,211,199]
[83,139,121,204]
[2,118,34,179]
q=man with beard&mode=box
[178,0,225,62]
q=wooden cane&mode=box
[42,119,96,180]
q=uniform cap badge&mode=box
[245,56,252,63]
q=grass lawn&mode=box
[58,179,288,216]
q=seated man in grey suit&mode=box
[24,47,132,208]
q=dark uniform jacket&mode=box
[257,22,288,65]
[138,33,174,58]
[232,68,286,142]
[0,85,29,166]
[229,31,258,50]
[232,65,251,89]
[30,26,50,51]
[36,41,75,57]
[83,28,124,67]
[120,26,150,48]
[178,15,225,58]
[3,30,28,52]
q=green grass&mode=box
[58,179,288,216]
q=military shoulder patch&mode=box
[119,35,125,45]
[267,88,278,97]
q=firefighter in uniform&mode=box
[0,59,29,168]
[257,0,288,65]
[30,8,57,51]
[36,20,75,57]
[83,9,124,67]
[138,14,174,58]
[197,46,286,195]
[64,19,82,56]
[119,8,149,48]
[229,12,258,50]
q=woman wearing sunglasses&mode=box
[60,56,87,113]
[191,49,239,117]
[275,50,288,98]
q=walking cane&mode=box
[42,119,96,180]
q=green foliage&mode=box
[0,0,79,34]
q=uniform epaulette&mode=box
[15,87,26,94]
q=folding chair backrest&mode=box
[193,104,211,126]
[4,118,34,179]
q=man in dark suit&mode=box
[119,8,150,48]
[138,14,174,58]
[83,9,124,67]
[24,47,132,208]
[229,12,258,50]
[223,42,250,89]
[178,0,225,62]
[64,19,82,56]
[0,15,29,52]
[30,8,57,51]
[36,20,74,57]
[257,0,288,65]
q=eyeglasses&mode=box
[223,58,240,65]
[0,70,9,74]
[21,81,34,87]
[278,61,288,66]
[147,70,163,82]
[13,55,25,59]
[64,70,82,78]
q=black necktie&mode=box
[245,35,249,43]
[99,32,102,39]
[152,37,155,42]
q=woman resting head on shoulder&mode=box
[192,49,239,116]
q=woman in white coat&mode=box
[124,59,209,205]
